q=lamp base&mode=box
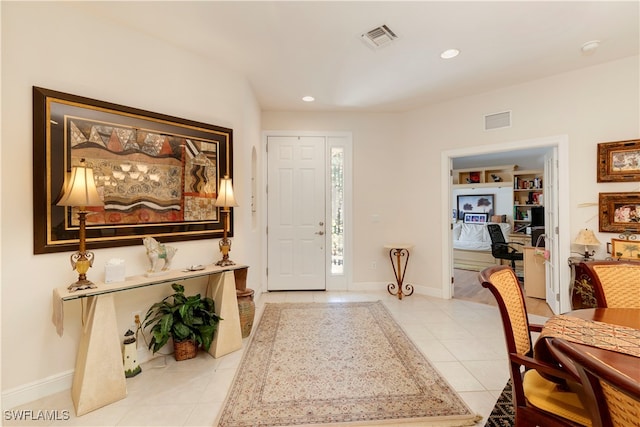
[216,238,235,267]
[215,258,236,267]
[581,250,596,261]
[68,279,97,292]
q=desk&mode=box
[52,264,246,416]
[523,246,545,299]
[508,233,527,276]
[534,308,640,384]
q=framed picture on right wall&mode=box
[599,192,640,233]
[610,238,640,260]
[597,139,640,182]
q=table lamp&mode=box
[573,228,601,260]
[56,159,104,291]
[214,175,238,266]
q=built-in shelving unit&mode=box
[452,165,515,189]
[452,165,544,233]
[513,169,544,233]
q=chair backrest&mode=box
[479,265,532,357]
[579,261,640,308]
[549,338,640,427]
[487,223,507,244]
[487,223,510,257]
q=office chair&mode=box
[487,223,524,270]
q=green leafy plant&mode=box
[143,283,221,354]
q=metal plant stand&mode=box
[384,244,414,300]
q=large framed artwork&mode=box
[456,194,494,221]
[598,192,640,234]
[597,139,640,182]
[33,87,233,254]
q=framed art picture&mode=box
[598,192,640,233]
[463,213,488,224]
[457,194,494,220]
[33,87,234,254]
[597,139,640,182]
[611,238,640,260]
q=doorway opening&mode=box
[441,135,571,314]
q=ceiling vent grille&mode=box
[484,111,511,130]
[361,25,398,49]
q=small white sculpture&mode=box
[143,237,177,273]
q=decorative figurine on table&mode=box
[123,329,141,378]
[143,236,177,276]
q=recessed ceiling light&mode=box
[302,96,315,102]
[440,48,460,59]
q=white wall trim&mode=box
[2,370,74,410]
[441,135,571,311]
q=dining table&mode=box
[533,307,640,383]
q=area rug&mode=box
[484,380,514,427]
[217,301,480,427]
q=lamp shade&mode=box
[214,176,238,208]
[56,160,103,208]
[573,229,601,246]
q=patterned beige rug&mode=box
[217,301,480,427]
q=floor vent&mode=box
[484,111,511,130]
[361,24,398,49]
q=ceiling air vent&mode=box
[484,111,511,131]
[361,24,398,49]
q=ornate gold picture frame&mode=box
[598,192,640,233]
[597,139,640,182]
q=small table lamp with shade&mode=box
[573,228,601,260]
[215,175,238,266]
[56,159,104,291]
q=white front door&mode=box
[267,136,326,291]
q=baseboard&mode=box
[1,369,74,410]
[349,282,445,299]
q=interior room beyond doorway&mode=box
[450,145,554,316]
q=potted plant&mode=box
[143,283,221,361]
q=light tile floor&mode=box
[4,290,549,426]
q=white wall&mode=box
[1,2,262,403]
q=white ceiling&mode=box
[74,1,639,113]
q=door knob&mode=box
[315,231,325,235]
[319,221,324,226]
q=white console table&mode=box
[52,264,246,416]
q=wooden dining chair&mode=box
[579,261,640,308]
[548,338,640,427]
[479,265,592,426]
